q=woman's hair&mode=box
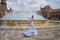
[31,15,34,18]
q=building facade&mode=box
[41,5,60,20]
[0,0,7,18]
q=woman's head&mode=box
[31,15,34,18]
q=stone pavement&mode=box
[0,27,60,40]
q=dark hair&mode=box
[32,15,34,18]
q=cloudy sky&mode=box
[6,0,60,11]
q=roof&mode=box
[42,5,52,9]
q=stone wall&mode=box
[0,20,50,28]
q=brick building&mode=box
[41,5,60,20]
[0,0,7,18]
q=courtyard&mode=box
[0,25,60,40]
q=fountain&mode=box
[0,11,45,20]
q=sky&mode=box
[6,0,60,11]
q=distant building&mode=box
[41,5,60,20]
[0,0,7,18]
[7,8,13,13]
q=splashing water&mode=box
[1,11,45,20]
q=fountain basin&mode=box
[1,11,45,20]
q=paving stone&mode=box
[0,28,60,40]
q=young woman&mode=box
[24,15,38,37]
